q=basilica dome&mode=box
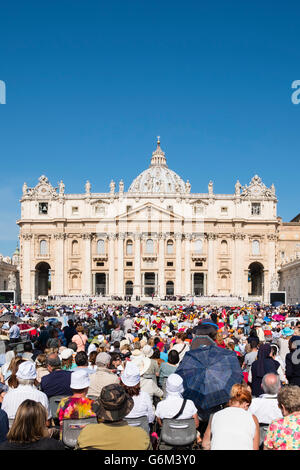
[128,138,189,194]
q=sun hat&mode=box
[97,335,105,343]
[166,374,184,395]
[282,327,294,337]
[92,383,134,422]
[71,369,90,390]
[60,348,74,360]
[142,345,154,358]
[16,361,37,380]
[96,352,111,366]
[131,349,143,357]
[121,362,140,387]
[131,356,151,376]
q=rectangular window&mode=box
[167,261,173,267]
[221,207,228,214]
[39,202,48,215]
[96,262,104,267]
[195,262,203,267]
[251,203,261,215]
[72,207,79,214]
[126,261,133,266]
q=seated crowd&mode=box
[0,308,300,451]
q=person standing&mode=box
[8,322,20,344]
[72,326,88,353]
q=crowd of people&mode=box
[0,301,299,450]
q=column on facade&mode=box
[54,233,65,295]
[82,234,92,295]
[158,233,165,298]
[184,234,192,295]
[207,233,217,296]
[30,235,36,301]
[133,233,141,297]
[108,234,116,296]
[22,234,32,304]
[117,233,125,296]
[232,233,245,298]
[267,234,277,302]
[175,232,182,295]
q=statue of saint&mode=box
[8,273,16,291]
[208,181,213,195]
[110,180,115,193]
[235,180,241,196]
[22,182,28,196]
[85,180,91,194]
[59,180,65,195]
[185,180,191,194]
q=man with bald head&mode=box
[249,373,283,425]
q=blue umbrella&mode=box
[176,345,243,420]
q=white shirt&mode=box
[125,390,155,423]
[249,394,282,424]
[155,395,197,420]
[171,342,190,363]
[210,407,256,450]
[9,324,20,339]
[2,384,51,419]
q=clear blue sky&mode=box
[1,0,300,255]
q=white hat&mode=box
[132,356,151,376]
[131,349,143,357]
[142,345,154,358]
[121,362,140,387]
[97,335,105,343]
[60,348,74,360]
[16,361,37,380]
[71,369,90,390]
[166,374,184,395]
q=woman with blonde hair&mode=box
[0,400,65,450]
[202,383,260,450]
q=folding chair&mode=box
[125,415,149,435]
[159,418,196,449]
[62,417,98,449]
[49,395,68,424]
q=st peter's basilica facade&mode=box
[17,139,298,304]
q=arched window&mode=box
[40,240,48,255]
[221,240,228,254]
[126,240,133,255]
[97,239,105,255]
[194,239,203,254]
[166,281,174,295]
[72,240,79,255]
[125,281,133,295]
[166,240,174,254]
[146,239,154,254]
[252,240,260,256]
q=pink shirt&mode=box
[72,333,88,352]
